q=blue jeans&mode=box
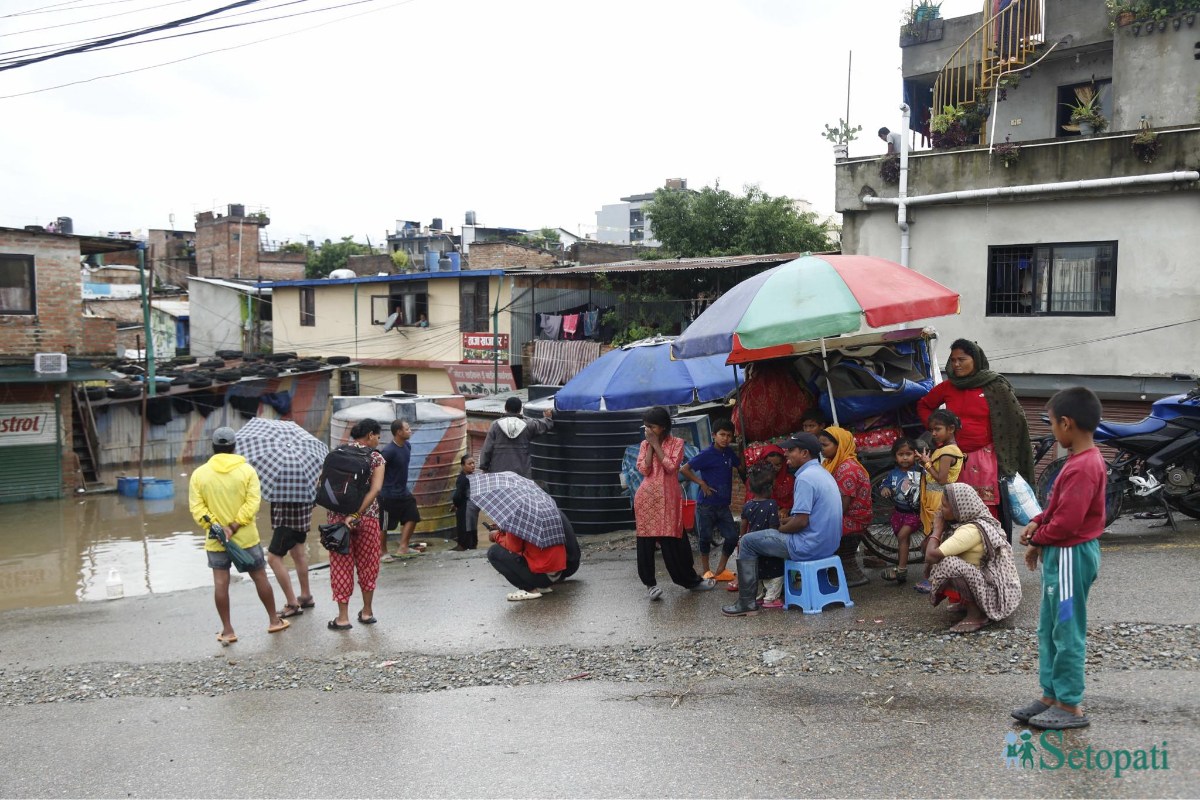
[695,504,737,555]
[738,529,792,562]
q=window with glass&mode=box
[0,254,36,315]
[300,287,315,326]
[986,242,1116,316]
[370,281,428,327]
[459,277,490,333]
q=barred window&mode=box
[986,242,1116,316]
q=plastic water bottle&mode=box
[105,568,124,600]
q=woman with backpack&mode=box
[324,418,386,631]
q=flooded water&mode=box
[0,474,329,612]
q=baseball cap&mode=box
[212,426,237,446]
[781,432,822,456]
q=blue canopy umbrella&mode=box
[555,336,743,412]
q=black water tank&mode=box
[56,216,73,234]
[431,217,443,231]
[529,408,644,535]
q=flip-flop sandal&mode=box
[395,551,423,559]
[949,619,989,634]
[379,554,396,564]
[327,620,353,631]
[298,596,316,609]
[267,619,291,634]
[357,612,378,625]
[1011,699,1052,723]
[1028,706,1091,729]
[279,604,304,619]
[914,580,932,594]
[216,633,238,646]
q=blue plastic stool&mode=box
[783,556,855,614]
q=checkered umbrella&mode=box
[234,418,328,504]
[469,471,565,549]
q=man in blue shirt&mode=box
[681,419,742,581]
[379,418,422,560]
[722,433,842,617]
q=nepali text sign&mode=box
[0,403,57,447]
[445,364,517,398]
[462,332,510,364]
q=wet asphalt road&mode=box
[0,514,1197,798]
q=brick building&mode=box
[193,205,305,283]
[468,241,557,270]
[0,226,140,501]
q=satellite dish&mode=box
[383,312,400,332]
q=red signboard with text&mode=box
[462,332,510,364]
[446,364,517,398]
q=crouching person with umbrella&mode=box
[189,426,288,644]
[477,472,580,601]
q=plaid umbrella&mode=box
[469,471,565,549]
[234,418,328,504]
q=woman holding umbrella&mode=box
[917,339,1034,535]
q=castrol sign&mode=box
[0,403,57,447]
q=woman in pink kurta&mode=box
[633,406,715,599]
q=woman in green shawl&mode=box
[916,339,1035,538]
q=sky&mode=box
[0,0,985,246]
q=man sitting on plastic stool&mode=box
[722,433,842,617]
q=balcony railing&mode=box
[932,0,1044,120]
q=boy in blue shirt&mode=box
[681,419,742,581]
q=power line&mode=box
[0,0,406,99]
[0,0,196,40]
[0,0,263,72]
[1,0,93,19]
[989,316,1200,362]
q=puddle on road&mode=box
[0,477,328,612]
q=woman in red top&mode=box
[633,406,715,599]
[326,418,386,631]
[819,426,872,587]
[917,339,1034,533]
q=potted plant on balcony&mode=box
[1063,86,1108,136]
[993,136,1020,168]
[823,118,862,160]
[930,104,969,148]
[1131,119,1161,163]
[1105,0,1146,29]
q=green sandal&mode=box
[881,566,908,584]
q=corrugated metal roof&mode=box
[263,269,505,289]
[188,276,272,295]
[151,300,189,318]
[505,252,817,276]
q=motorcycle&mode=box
[1034,375,1200,527]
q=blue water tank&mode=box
[424,251,440,271]
[446,252,461,271]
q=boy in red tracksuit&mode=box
[1013,387,1107,730]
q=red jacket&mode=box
[495,531,566,574]
[1030,447,1107,547]
[916,381,993,454]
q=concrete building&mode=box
[836,0,1200,411]
[267,270,511,396]
[187,277,271,358]
[595,178,687,246]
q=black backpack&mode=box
[316,444,373,514]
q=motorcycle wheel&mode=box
[861,471,926,566]
[1036,456,1124,526]
[1165,459,1200,519]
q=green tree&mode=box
[645,182,831,257]
[305,236,373,278]
[516,227,562,250]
